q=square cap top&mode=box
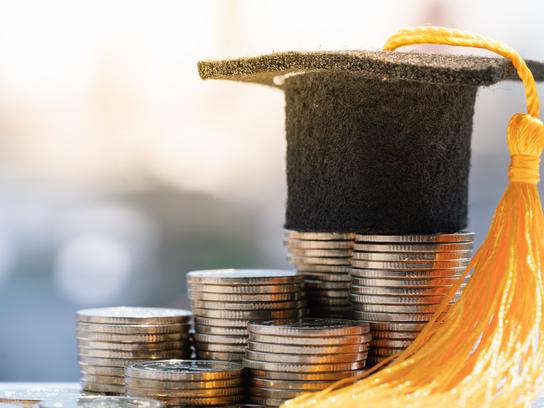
[198,50,544,87]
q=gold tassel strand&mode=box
[283,27,544,408]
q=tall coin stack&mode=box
[244,319,371,407]
[125,360,243,407]
[76,307,192,394]
[187,269,306,362]
[349,232,474,365]
[284,231,355,318]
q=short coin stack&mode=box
[187,269,306,362]
[349,232,474,365]
[284,230,355,318]
[125,360,243,407]
[244,319,370,407]
[76,307,192,394]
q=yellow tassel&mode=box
[283,27,544,408]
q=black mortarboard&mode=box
[198,51,544,234]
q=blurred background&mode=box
[0,0,542,381]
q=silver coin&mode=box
[369,322,427,332]
[249,378,333,391]
[370,348,405,357]
[78,356,170,368]
[371,331,420,340]
[38,396,164,408]
[246,369,366,381]
[77,340,185,351]
[78,348,184,359]
[304,281,350,290]
[351,251,471,261]
[194,317,249,328]
[191,308,304,320]
[299,272,351,282]
[81,382,125,394]
[187,269,302,286]
[124,377,241,390]
[350,268,464,279]
[372,339,414,348]
[125,394,243,406]
[126,360,242,381]
[351,259,470,270]
[247,333,370,346]
[193,343,247,353]
[188,283,303,295]
[79,364,125,377]
[285,240,354,249]
[353,242,474,253]
[353,303,448,314]
[189,300,306,311]
[248,341,369,355]
[352,311,444,322]
[194,324,247,336]
[351,276,464,288]
[294,265,352,273]
[188,292,304,302]
[350,284,463,296]
[349,293,452,305]
[245,350,367,364]
[248,396,287,407]
[75,322,191,335]
[288,248,353,258]
[243,359,365,372]
[354,232,475,243]
[192,333,248,345]
[288,256,351,266]
[77,308,192,325]
[0,384,81,405]
[284,231,355,241]
[249,387,304,399]
[195,350,245,361]
[80,374,125,385]
[76,331,190,343]
[124,386,242,398]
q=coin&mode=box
[38,396,164,408]
[351,260,470,270]
[80,382,125,394]
[369,322,427,332]
[285,231,355,241]
[372,339,414,348]
[304,281,350,290]
[192,333,248,345]
[79,364,125,377]
[191,308,304,320]
[299,273,351,282]
[249,378,333,391]
[248,341,369,355]
[286,240,354,249]
[354,303,449,314]
[78,348,184,359]
[77,339,185,351]
[369,348,405,357]
[188,283,303,294]
[249,387,304,399]
[193,343,247,353]
[351,251,471,261]
[189,292,304,302]
[76,322,191,335]
[126,360,242,381]
[352,311,443,322]
[76,331,189,343]
[0,384,81,406]
[288,256,351,266]
[354,232,475,243]
[353,242,473,252]
[187,269,303,286]
[350,285,463,296]
[78,353,191,368]
[77,307,192,325]
[243,359,365,372]
[194,317,250,328]
[294,265,352,273]
[126,395,243,406]
[350,268,464,279]
[124,386,242,398]
[124,377,241,390]
[248,333,371,346]
[349,294,451,305]
[246,369,366,381]
[190,300,306,311]
[370,331,419,340]
[245,350,367,364]
[289,249,353,257]
[194,324,247,336]
[351,277,464,288]
[248,397,287,407]
[80,374,125,385]
[195,350,246,361]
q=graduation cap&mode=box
[198,27,544,406]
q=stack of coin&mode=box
[187,269,306,362]
[244,319,370,407]
[284,230,355,318]
[125,360,244,407]
[76,307,192,394]
[39,396,164,408]
[349,232,474,365]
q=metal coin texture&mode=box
[125,360,242,381]
[354,232,475,243]
[187,269,302,285]
[76,307,191,325]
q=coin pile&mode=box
[39,396,164,408]
[244,319,370,407]
[125,360,244,407]
[284,230,355,318]
[187,269,306,362]
[349,232,474,365]
[76,307,192,394]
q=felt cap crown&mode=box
[198,51,544,234]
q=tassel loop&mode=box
[507,113,544,184]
